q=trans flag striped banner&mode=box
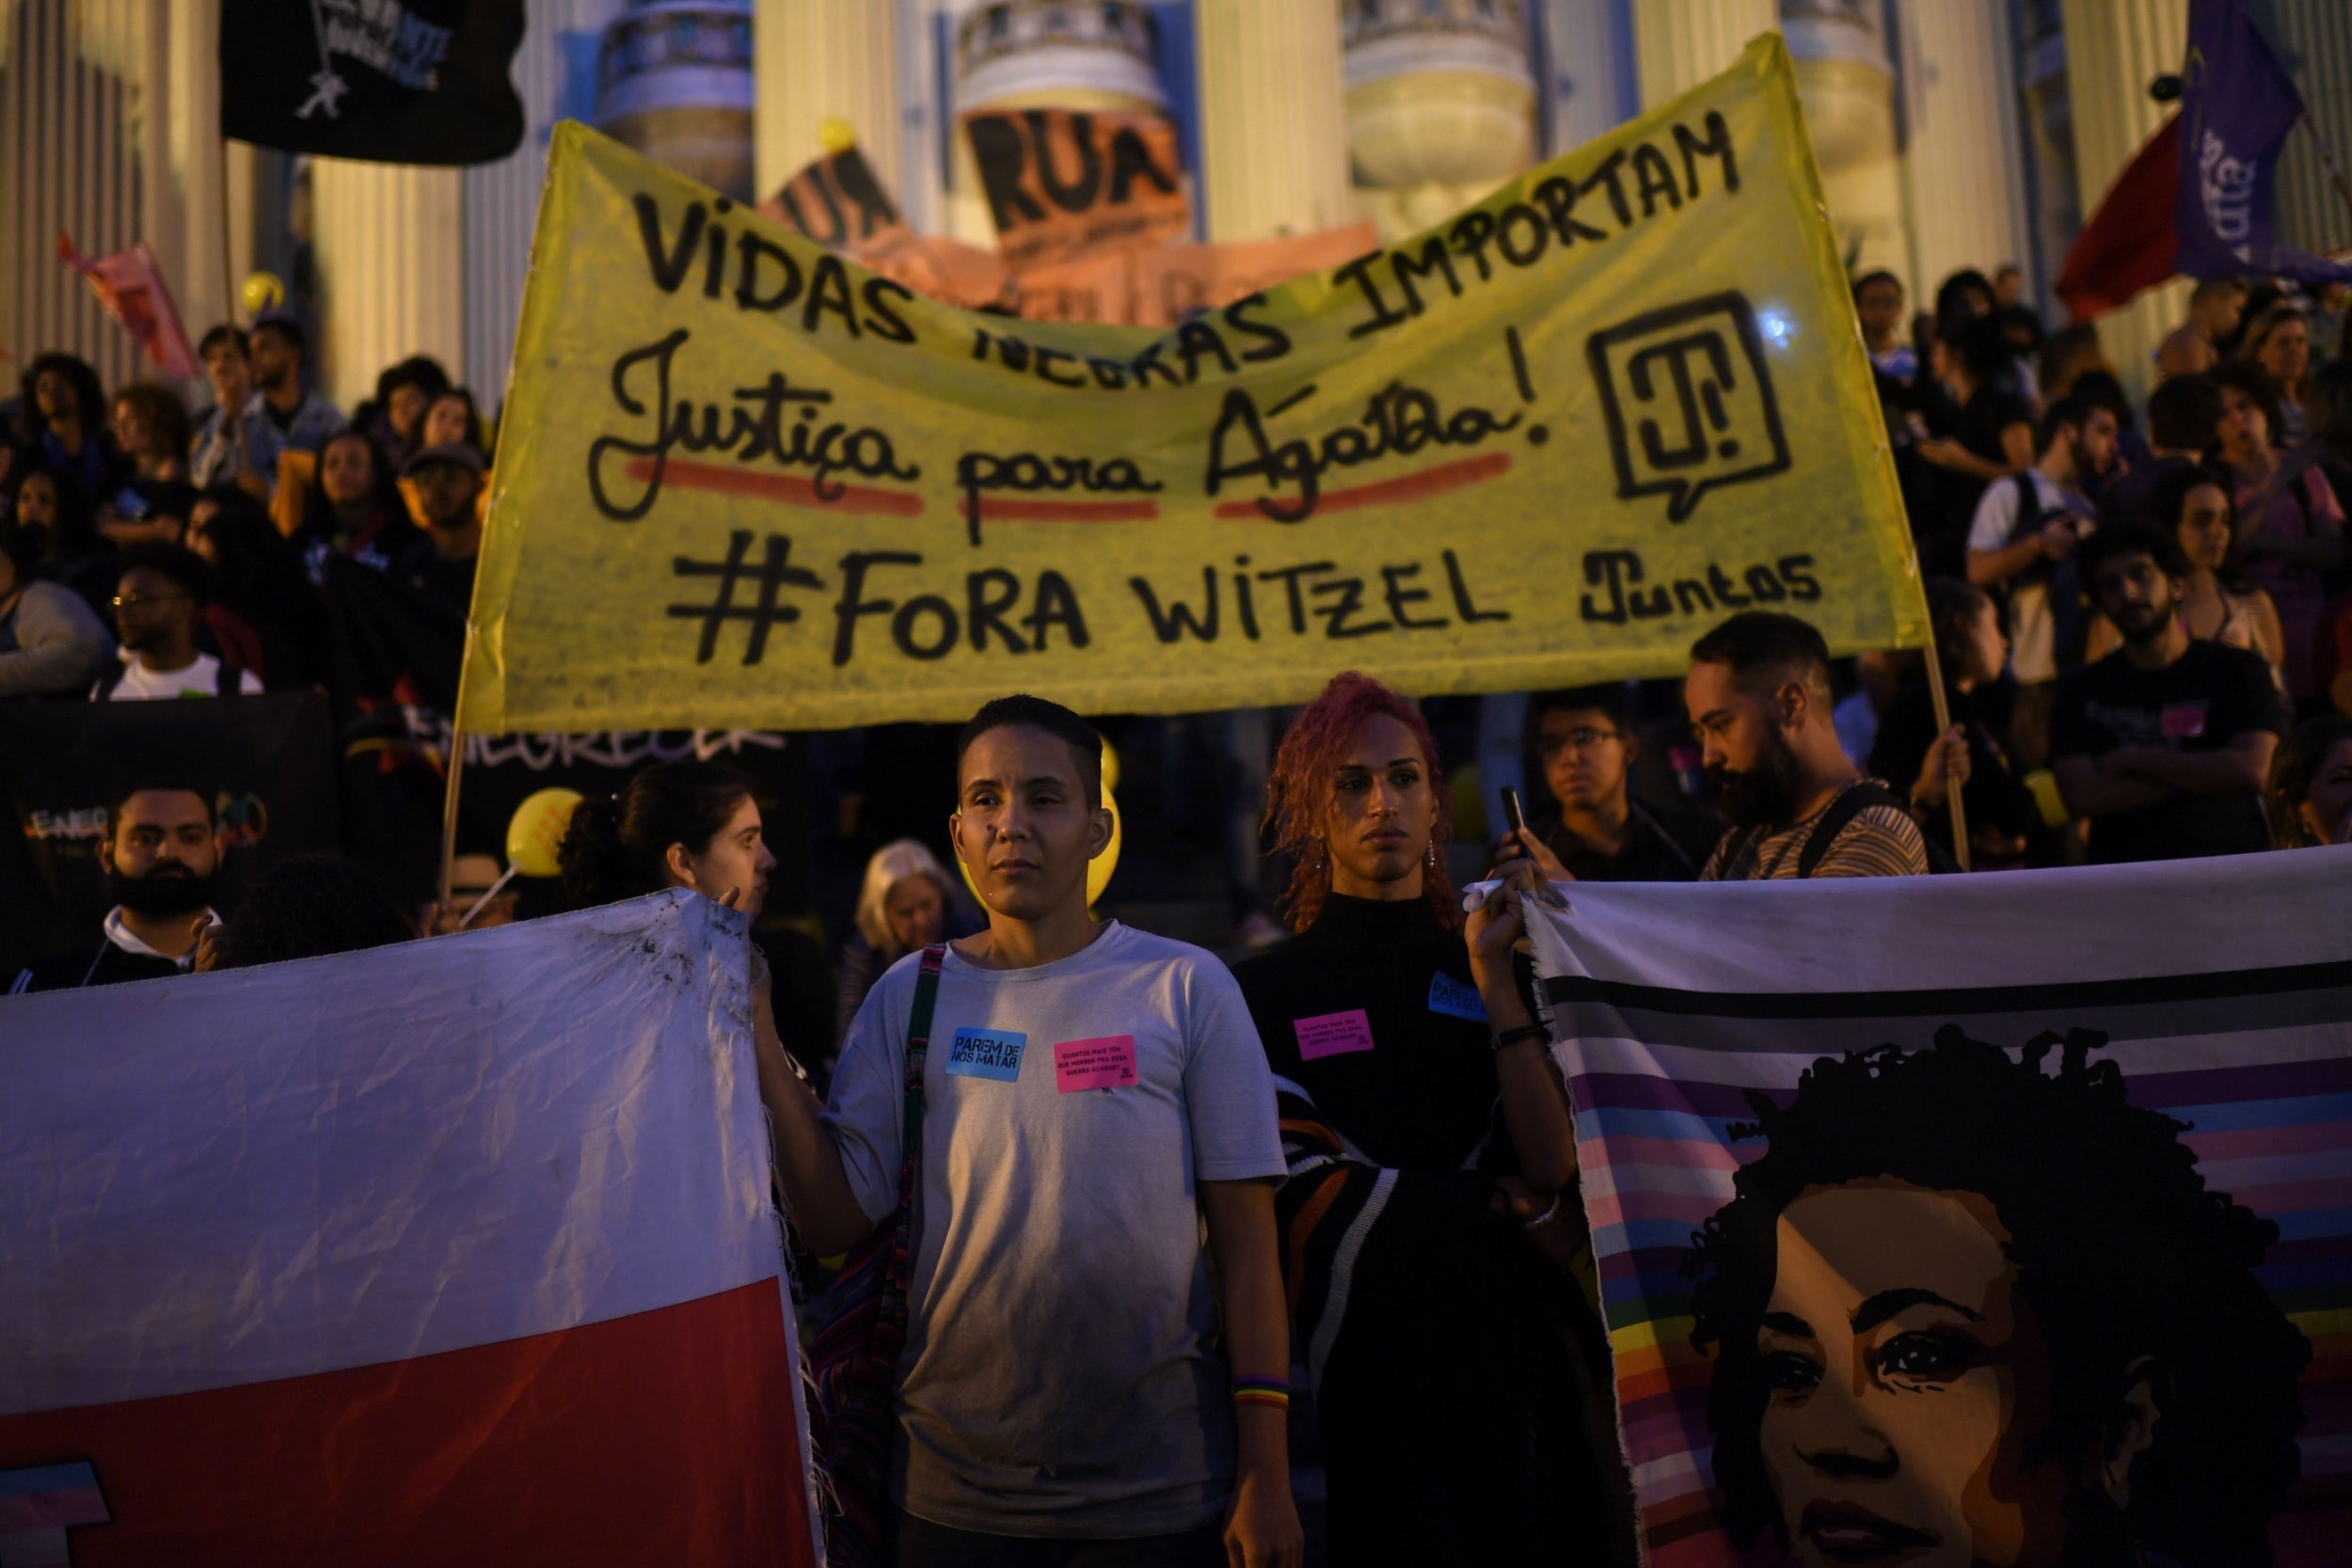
[1522,847,2352,1568]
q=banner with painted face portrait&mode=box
[464,34,1925,735]
[1518,847,2352,1568]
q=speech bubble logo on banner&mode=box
[1586,292,1791,523]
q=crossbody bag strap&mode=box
[1796,782,1901,879]
[882,945,948,1315]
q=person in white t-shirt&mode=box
[1965,392,2116,768]
[755,695,1300,1568]
[91,543,261,700]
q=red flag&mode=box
[2055,115,2182,323]
[56,232,202,379]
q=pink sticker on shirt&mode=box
[1294,1009,1375,1060]
[1054,1035,1138,1092]
[2160,703,2209,739]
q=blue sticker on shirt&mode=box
[1426,973,1487,1022]
[945,1027,1027,1082]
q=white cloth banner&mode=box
[0,891,820,1567]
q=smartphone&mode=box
[1500,785,1527,841]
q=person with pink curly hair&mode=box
[1230,672,1623,1564]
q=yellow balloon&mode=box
[240,271,286,317]
[1089,791,1122,906]
[506,786,585,879]
[818,117,856,155]
[1099,739,1120,795]
[953,787,1122,909]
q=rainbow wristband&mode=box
[1232,1377,1291,1411]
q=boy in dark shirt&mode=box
[2051,523,2289,863]
[1495,684,1720,881]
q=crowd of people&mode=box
[6,266,2352,1563]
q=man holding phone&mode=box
[1493,686,1722,881]
[1966,392,2116,768]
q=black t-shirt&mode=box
[396,539,478,619]
[1869,680,2043,858]
[1229,893,1498,1173]
[1534,800,1720,883]
[2048,641,2290,863]
[16,936,182,992]
[1932,384,2036,564]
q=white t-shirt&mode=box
[821,921,1284,1538]
[96,653,262,700]
[1967,471,2091,684]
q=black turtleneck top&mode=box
[1229,892,1500,1172]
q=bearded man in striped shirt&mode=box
[1686,611,1937,880]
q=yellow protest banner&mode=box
[462,33,1926,735]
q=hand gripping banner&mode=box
[463,33,1925,734]
[1517,848,2352,1567]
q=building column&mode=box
[1343,2,1538,245]
[1781,0,1911,293]
[1543,0,1639,155]
[1632,0,1775,112]
[2264,0,2352,264]
[309,162,467,413]
[752,0,899,206]
[162,0,233,336]
[1194,0,1352,242]
[1894,0,2032,310]
[2059,0,2187,407]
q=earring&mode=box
[1426,841,1438,867]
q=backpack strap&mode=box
[1796,782,1907,879]
[882,945,948,1317]
[91,661,126,699]
[215,657,244,697]
[2006,470,2043,544]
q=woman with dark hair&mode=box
[14,352,116,499]
[368,356,451,468]
[558,758,775,916]
[199,854,414,971]
[2267,714,2352,847]
[1918,314,2035,575]
[1686,1027,2310,1568]
[291,428,417,581]
[559,758,836,1077]
[2241,302,2314,445]
[420,387,487,453]
[98,383,199,547]
[2210,358,2344,705]
[1229,672,1617,1566]
[1869,578,2039,867]
[6,458,117,622]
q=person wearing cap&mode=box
[394,441,486,617]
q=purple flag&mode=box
[2176,0,2352,283]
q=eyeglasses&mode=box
[111,591,188,611]
[1537,727,1623,757]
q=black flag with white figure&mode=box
[221,0,525,166]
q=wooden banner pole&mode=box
[1916,635,1972,871]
